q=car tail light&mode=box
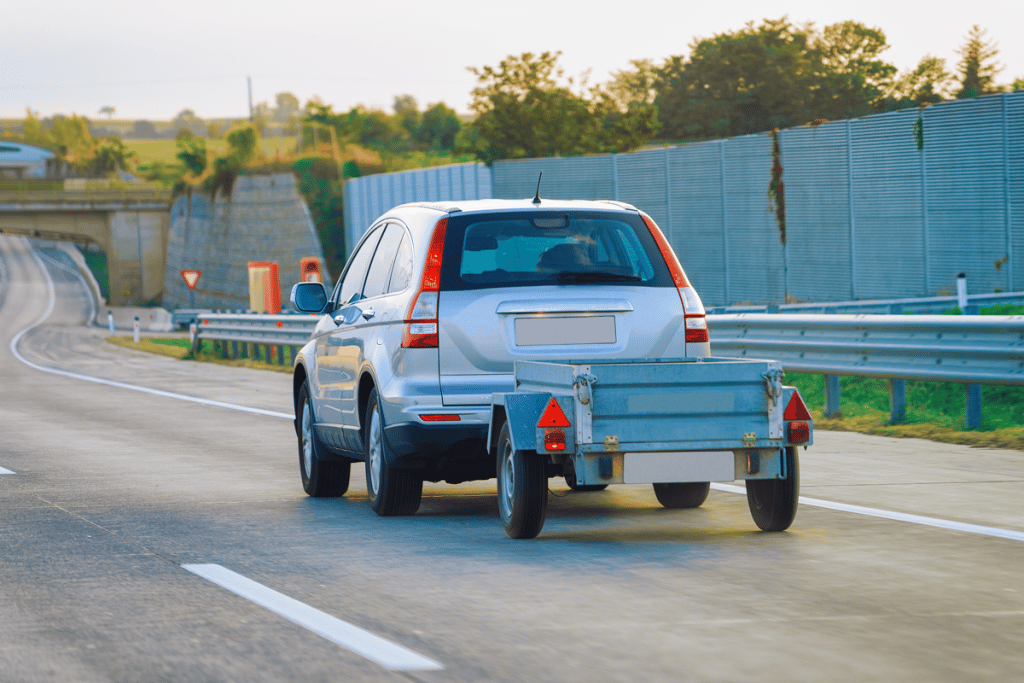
[402,218,448,349]
[421,414,461,422]
[788,421,810,444]
[641,214,708,343]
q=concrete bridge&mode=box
[0,186,171,305]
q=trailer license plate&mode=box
[515,316,616,346]
[623,451,735,484]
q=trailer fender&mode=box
[488,393,552,454]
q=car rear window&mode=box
[440,210,674,291]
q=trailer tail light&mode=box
[783,391,812,421]
[537,398,571,428]
[402,218,448,349]
[788,421,810,444]
[544,428,566,451]
[641,214,708,343]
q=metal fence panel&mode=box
[722,134,784,305]
[924,97,1009,296]
[849,108,927,299]
[666,141,727,303]
[1007,93,1024,292]
[491,156,616,200]
[343,163,492,257]
[780,122,853,302]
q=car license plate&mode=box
[515,316,616,346]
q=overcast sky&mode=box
[3,0,1022,122]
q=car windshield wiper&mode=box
[554,271,643,284]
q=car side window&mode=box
[335,225,384,306]
[361,224,405,300]
[386,232,414,294]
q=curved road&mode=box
[2,233,1023,682]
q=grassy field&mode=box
[107,334,1024,451]
[125,137,301,167]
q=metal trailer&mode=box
[488,357,814,539]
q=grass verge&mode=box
[106,336,292,374]
[786,373,1024,451]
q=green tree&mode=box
[657,19,820,140]
[955,25,1003,99]
[1013,77,1024,92]
[418,102,462,151]
[274,92,301,122]
[466,51,657,163]
[889,55,956,106]
[98,105,116,119]
[171,108,206,138]
[175,136,208,176]
[813,21,897,119]
[393,94,422,139]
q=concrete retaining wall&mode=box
[163,174,325,310]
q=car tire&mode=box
[653,482,710,509]
[746,447,799,531]
[496,421,548,539]
[364,388,422,516]
[297,381,350,497]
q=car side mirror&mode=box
[290,282,328,313]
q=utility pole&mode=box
[247,76,254,122]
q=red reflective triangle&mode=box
[537,398,571,428]
[784,391,812,421]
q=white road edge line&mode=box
[182,564,443,672]
[0,466,15,475]
[711,483,1024,543]
[10,241,293,421]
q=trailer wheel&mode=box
[746,447,799,531]
[496,422,548,539]
[653,482,709,509]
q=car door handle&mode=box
[361,308,376,320]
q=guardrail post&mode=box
[277,344,285,365]
[966,384,983,428]
[889,379,906,424]
[825,375,841,417]
[889,304,903,315]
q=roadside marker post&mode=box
[107,311,115,334]
[133,316,140,343]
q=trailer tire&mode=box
[653,482,709,509]
[746,447,799,531]
[496,422,548,539]
[364,389,422,516]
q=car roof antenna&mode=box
[532,172,543,204]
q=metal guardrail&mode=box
[193,312,317,366]
[707,313,1024,426]
[188,309,1024,426]
[709,291,1024,315]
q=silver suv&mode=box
[289,198,710,515]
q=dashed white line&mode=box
[182,564,443,672]
[0,466,15,475]
[712,483,1024,543]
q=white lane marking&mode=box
[712,483,1024,543]
[182,564,443,672]
[0,466,15,475]
[10,242,293,421]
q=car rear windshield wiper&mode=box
[554,271,643,284]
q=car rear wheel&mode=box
[746,447,799,531]
[496,421,548,539]
[364,388,422,516]
[297,381,350,497]
[653,482,710,509]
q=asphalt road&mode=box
[2,233,1023,683]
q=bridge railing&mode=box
[0,186,172,205]
[188,309,1024,428]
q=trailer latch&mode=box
[573,373,598,406]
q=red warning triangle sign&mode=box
[181,270,202,290]
[537,398,571,428]
[783,391,812,421]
